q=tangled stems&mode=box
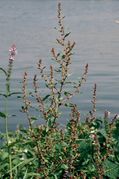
[36,3,88,128]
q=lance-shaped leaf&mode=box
[64,32,71,39]
[0,67,7,76]
[42,94,50,101]
[0,112,7,118]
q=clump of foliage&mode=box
[0,3,119,179]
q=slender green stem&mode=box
[5,96,13,178]
[5,67,13,178]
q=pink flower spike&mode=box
[9,44,17,61]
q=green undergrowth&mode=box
[0,117,119,178]
[0,3,119,179]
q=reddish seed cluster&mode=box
[9,44,17,61]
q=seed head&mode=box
[9,44,17,61]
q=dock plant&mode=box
[0,3,119,179]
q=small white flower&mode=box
[24,149,28,153]
[20,157,25,161]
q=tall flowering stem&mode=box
[6,44,17,96]
[5,44,17,179]
[35,3,88,128]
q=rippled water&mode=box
[0,0,119,131]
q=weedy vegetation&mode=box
[0,3,119,179]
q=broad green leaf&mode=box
[1,152,8,160]
[12,158,20,165]
[98,128,107,138]
[103,159,119,178]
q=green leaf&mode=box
[64,103,74,107]
[0,93,7,98]
[1,152,8,160]
[64,32,71,38]
[23,169,28,179]
[7,158,35,173]
[31,116,38,121]
[0,67,7,76]
[12,158,20,165]
[26,173,41,177]
[64,91,72,96]
[103,159,119,178]
[9,92,22,96]
[61,164,68,170]
[99,128,107,138]
[62,55,65,59]
[17,96,22,98]
[53,174,58,179]
[0,112,6,118]
[42,94,50,101]
[55,144,62,152]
